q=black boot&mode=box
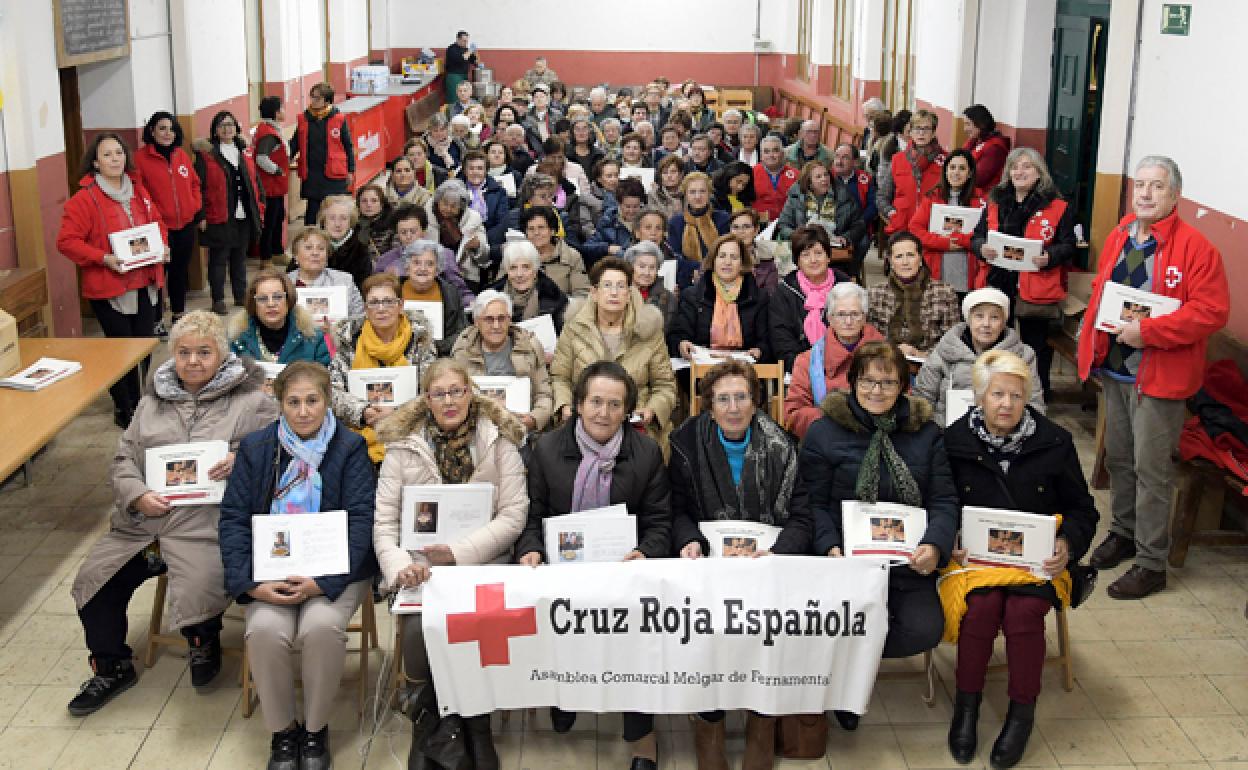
[67,657,137,716]
[466,714,499,770]
[300,724,332,770]
[990,699,1036,769]
[187,633,222,688]
[948,690,982,764]
[266,724,301,770]
[549,706,577,733]
[833,709,860,731]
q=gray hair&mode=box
[824,281,869,321]
[602,117,622,132]
[740,123,762,139]
[170,309,229,358]
[995,147,1058,200]
[589,86,607,101]
[501,240,541,272]
[801,119,819,132]
[403,238,444,271]
[520,172,557,204]
[970,349,1033,401]
[433,179,471,209]
[722,109,743,122]
[623,240,664,267]
[472,288,513,318]
[427,113,449,130]
[862,97,886,114]
[760,134,784,150]
[1135,155,1183,194]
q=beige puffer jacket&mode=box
[450,324,555,430]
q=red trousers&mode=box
[956,589,1051,704]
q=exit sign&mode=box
[1161,4,1191,35]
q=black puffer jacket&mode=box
[769,267,853,372]
[667,272,772,361]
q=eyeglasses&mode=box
[255,293,287,305]
[859,378,901,392]
[909,125,935,133]
[831,311,864,322]
[428,386,469,401]
[713,393,752,407]
[598,281,630,292]
[478,314,510,326]
[366,298,401,309]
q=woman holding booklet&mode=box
[68,312,278,718]
[399,239,468,357]
[288,226,366,320]
[941,350,1098,768]
[517,362,672,770]
[372,359,529,770]
[219,361,377,770]
[797,340,960,731]
[667,233,771,363]
[909,148,986,293]
[229,268,331,366]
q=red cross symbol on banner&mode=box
[445,583,538,666]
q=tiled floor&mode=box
[1,255,1245,768]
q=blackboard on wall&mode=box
[54,0,131,68]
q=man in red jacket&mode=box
[1078,155,1229,599]
[751,135,798,223]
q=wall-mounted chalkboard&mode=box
[53,0,131,68]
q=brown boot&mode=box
[742,713,777,770]
[692,715,730,770]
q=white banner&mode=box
[421,557,890,717]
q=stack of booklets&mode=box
[0,357,82,391]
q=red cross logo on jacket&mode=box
[446,583,538,666]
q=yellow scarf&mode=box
[353,316,414,462]
[681,205,720,262]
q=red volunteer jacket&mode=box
[752,163,799,222]
[56,173,167,300]
[296,110,349,182]
[197,142,265,225]
[983,197,1069,304]
[1077,210,1229,400]
[133,144,202,230]
[885,147,945,235]
[252,120,290,197]
[911,191,985,283]
[963,132,1011,197]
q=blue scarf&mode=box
[270,412,337,514]
[809,337,828,405]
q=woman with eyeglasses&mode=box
[374,359,528,770]
[879,109,945,238]
[328,273,436,465]
[228,267,330,367]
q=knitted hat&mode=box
[961,287,1010,320]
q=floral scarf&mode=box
[429,400,478,483]
[968,406,1036,473]
[271,411,337,514]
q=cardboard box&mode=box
[1060,271,1094,337]
[0,309,18,378]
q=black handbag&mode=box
[420,714,471,770]
[1068,563,1098,608]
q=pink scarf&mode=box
[796,269,837,346]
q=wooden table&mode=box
[0,337,159,483]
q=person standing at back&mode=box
[253,97,291,266]
[443,30,478,104]
[291,82,355,226]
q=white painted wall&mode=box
[913,0,966,113]
[264,0,323,81]
[170,0,249,112]
[0,1,67,165]
[370,0,390,53]
[328,0,369,62]
[854,0,884,83]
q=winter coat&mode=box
[404,274,468,357]
[970,189,1077,302]
[648,185,684,221]
[866,273,961,355]
[133,144,202,230]
[913,323,1045,426]
[57,173,167,300]
[669,412,811,556]
[784,324,885,440]
[251,119,290,198]
[666,209,732,264]
[550,289,679,448]
[666,272,771,361]
[798,391,960,564]
[581,205,638,267]
[752,163,800,223]
[882,146,946,235]
[451,324,556,431]
[373,395,528,588]
[329,231,374,291]
[910,190,986,283]
[769,267,853,372]
[468,176,511,249]
[540,240,592,299]
[71,357,279,626]
[328,307,438,429]
[963,132,1011,195]
[641,282,677,330]
[489,272,570,334]
[785,142,833,167]
[774,180,865,245]
[424,203,492,285]
[193,138,265,249]
[219,420,377,602]
[228,305,331,366]
[375,243,474,308]
[516,420,672,561]
[292,108,354,199]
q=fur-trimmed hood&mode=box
[227,304,318,341]
[819,390,933,433]
[376,392,526,448]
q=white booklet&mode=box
[390,585,425,614]
[255,362,285,398]
[495,173,517,198]
[657,259,678,291]
[472,375,531,413]
[929,204,982,237]
[698,521,782,557]
[690,345,756,365]
[347,367,420,408]
[108,222,165,271]
[618,166,655,191]
[945,388,976,427]
[962,506,1057,578]
[516,314,558,355]
[1093,282,1181,333]
[543,504,637,563]
[296,286,349,323]
[404,300,444,340]
[400,482,495,550]
[986,231,1043,272]
[145,440,230,505]
[252,510,350,581]
[0,357,82,391]
[841,501,928,561]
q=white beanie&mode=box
[961,287,1010,321]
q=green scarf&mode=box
[854,411,922,506]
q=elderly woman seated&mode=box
[522,206,590,298]
[914,288,1045,426]
[318,194,373,290]
[450,289,556,433]
[373,204,473,306]
[784,281,885,439]
[329,273,437,465]
[219,362,376,770]
[488,240,570,334]
[770,225,854,371]
[288,227,365,320]
[867,231,961,361]
[68,311,278,717]
[667,233,771,362]
[399,239,467,357]
[516,362,672,768]
[623,240,676,328]
[373,359,529,770]
[582,178,648,268]
[229,267,330,366]
[425,179,491,293]
[775,160,865,245]
[942,350,1098,769]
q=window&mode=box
[796,0,814,83]
[829,0,855,100]
[881,0,916,112]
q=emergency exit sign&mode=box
[1161,4,1191,35]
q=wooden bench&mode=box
[772,89,862,150]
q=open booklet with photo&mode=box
[945,388,976,427]
[400,482,495,550]
[929,204,983,237]
[986,231,1044,272]
[144,440,230,505]
[108,222,165,271]
[698,521,782,558]
[347,367,420,408]
[403,300,444,340]
[543,504,637,564]
[690,345,756,365]
[390,585,424,615]
[516,314,557,356]
[472,375,531,414]
[0,357,82,391]
[841,501,928,561]
[618,167,655,191]
[252,510,350,581]
[255,362,285,398]
[962,506,1057,578]
[1092,282,1181,333]
[296,286,349,323]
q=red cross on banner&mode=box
[445,582,538,666]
